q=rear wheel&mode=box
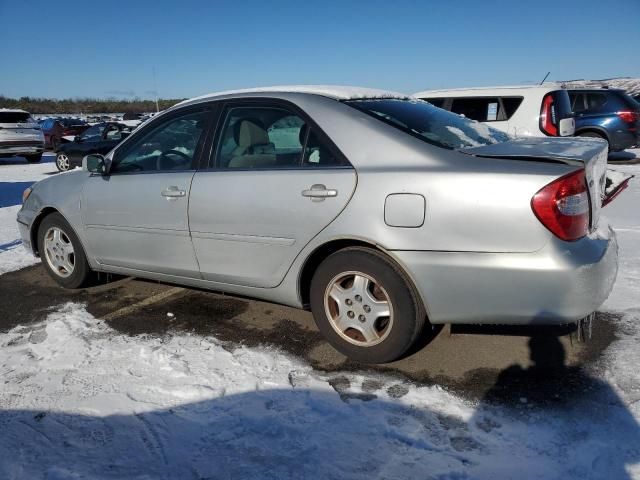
[310,247,426,363]
[37,213,94,288]
[25,153,43,163]
[578,131,610,151]
[56,152,71,172]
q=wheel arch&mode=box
[297,238,429,318]
[575,126,610,142]
[30,207,65,256]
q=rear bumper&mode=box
[0,141,45,156]
[392,225,618,325]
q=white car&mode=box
[413,85,575,139]
[0,109,45,162]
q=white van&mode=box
[413,85,575,138]
[0,109,45,162]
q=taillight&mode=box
[539,93,558,136]
[531,169,590,241]
[617,111,639,123]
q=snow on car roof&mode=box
[179,85,409,106]
[413,83,566,97]
[0,108,30,113]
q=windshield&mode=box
[344,99,510,150]
[80,125,105,141]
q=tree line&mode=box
[0,96,186,114]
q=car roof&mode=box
[413,83,565,98]
[0,108,30,114]
[177,85,409,107]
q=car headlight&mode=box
[22,187,33,203]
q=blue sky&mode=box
[1,0,638,99]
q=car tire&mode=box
[25,153,43,163]
[310,247,426,363]
[56,152,71,172]
[37,212,94,289]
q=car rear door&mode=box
[81,107,213,277]
[188,100,357,288]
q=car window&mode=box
[105,125,123,140]
[112,111,207,173]
[214,106,306,169]
[570,93,585,112]
[0,112,32,123]
[586,93,607,111]
[302,128,348,167]
[501,97,524,119]
[424,98,446,109]
[80,125,105,141]
[449,97,518,122]
[345,98,510,150]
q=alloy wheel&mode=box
[56,153,70,171]
[324,271,393,347]
[43,226,75,278]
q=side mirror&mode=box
[83,154,110,174]
[74,135,82,143]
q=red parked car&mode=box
[40,118,90,150]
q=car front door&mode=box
[81,108,212,277]
[188,102,357,288]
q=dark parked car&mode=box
[40,118,90,150]
[55,122,131,172]
[568,89,640,151]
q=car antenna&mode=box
[539,72,550,85]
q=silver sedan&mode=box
[17,86,625,363]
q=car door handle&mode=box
[302,184,338,201]
[161,186,186,198]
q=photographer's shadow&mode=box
[476,335,640,479]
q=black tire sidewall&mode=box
[37,213,92,289]
[310,248,424,363]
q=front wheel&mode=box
[310,247,426,363]
[37,212,94,288]
[56,152,71,172]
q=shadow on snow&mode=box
[0,337,638,479]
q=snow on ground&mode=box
[0,154,53,274]
[0,152,640,479]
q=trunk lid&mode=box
[461,137,630,231]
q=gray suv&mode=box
[0,109,45,162]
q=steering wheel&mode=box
[156,149,191,171]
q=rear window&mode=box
[345,99,510,150]
[0,112,32,123]
[549,90,572,119]
[424,98,446,109]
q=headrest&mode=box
[234,119,269,148]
